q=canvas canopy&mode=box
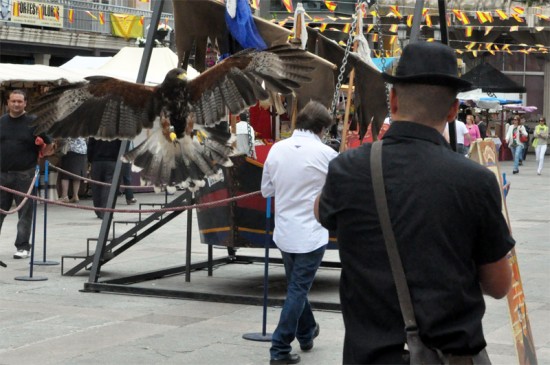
[0,63,85,88]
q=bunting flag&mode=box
[139,16,144,25]
[99,12,105,25]
[484,11,494,23]
[425,14,432,27]
[407,14,413,27]
[512,6,525,15]
[12,1,19,16]
[496,9,509,20]
[460,11,470,25]
[327,16,338,21]
[472,50,478,57]
[389,5,402,18]
[342,23,350,34]
[68,9,74,23]
[370,10,378,17]
[320,23,327,32]
[536,26,545,31]
[511,14,524,23]
[313,16,324,22]
[536,14,550,21]
[325,1,337,12]
[476,11,487,23]
[486,43,495,55]
[85,11,98,20]
[502,44,512,54]
[422,8,428,17]
[111,13,143,40]
[465,42,476,50]
[281,0,293,13]
[388,24,398,33]
[484,26,493,36]
[53,8,59,21]
[372,33,379,42]
[389,35,397,45]
[465,27,473,37]
[510,25,519,32]
[456,49,463,54]
[366,24,374,33]
[452,9,462,21]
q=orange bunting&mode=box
[342,23,350,33]
[422,8,428,17]
[536,14,550,21]
[484,26,493,36]
[407,14,413,27]
[511,14,524,23]
[320,23,327,32]
[484,11,494,23]
[452,9,462,21]
[496,10,509,20]
[372,33,379,42]
[389,5,402,18]
[99,12,105,25]
[366,24,374,33]
[512,6,524,15]
[313,16,324,22]
[465,27,473,37]
[426,14,432,27]
[325,1,336,12]
[389,35,397,45]
[282,0,293,13]
[460,11,470,25]
[68,9,74,23]
[389,24,398,33]
[139,16,144,25]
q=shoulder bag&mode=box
[370,141,491,365]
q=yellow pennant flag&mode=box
[370,10,378,18]
[86,11,98,20]
[426,14,432,27]
[456,49,463,54]
[465,27,473,37]
[313,16,324,22]
[99,12,105,25]
[327,16,338,21]
[12,1,19,16]
[452,9,462,21]
[510,25,519,32]
[38,5,44,19]
[342,23,350,33]
[422,8,428,17]
[426,38,435,42]
[484,26,493,36]
[496,10,508,20]
[407,14,413,27]
[512,6,524,15]
[465,42,476,50]
[484,11,494,23]
[110,13,144,40]
[325,1,336,12]
[389,5,402,19]
[389,35,397,45]
[320,23,327,32]
[282,0,293,13]
[476,11,487,23]
[68,9,74,23]
[536,26,545,31]
[535,14,550,21]
[367,24,374,33]
[511,14,524,23]
[389,24,398,33]
[460,11,470,25]
[372,33,379,42]
[472,50,478,57]
[494,44,500,51]
[53,7,59,21]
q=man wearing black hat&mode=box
[315,42,514,364]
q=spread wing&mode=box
[187,44,315,127]
[31,77,161,140]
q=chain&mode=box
[246,119,254,157]
[329,1,361,119]
[374,0,391,120]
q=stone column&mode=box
[33,53,51,65]
[544,58,550,121]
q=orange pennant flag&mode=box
[407,14,413,27]
[536,14,550,21]
[313,16,324,22]
[495,10,508,20]
[366,24,374,33]
[511,14,524,23]
[460,11,470,25]
[389,24,398,33]
[372,33,379,42]
[452,9,462,21]
[282,0,293,13]
[325,1,336,12]
[484,11,494,23]
[99,12,105,25]
[389,5,402,19]
[68,9,74,23]
[342,23,350,33]
[139,16,144,25]
[426,14,432,27]
[465,27,473,37]
[320,23,327,32]
[389,35,397,45]
[484,26,493,36]
[512,6,524,15]
[476,11,487,23]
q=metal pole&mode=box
[185,195,193,282]
[34,160,58,265]
[87,0,165,284]
[409,0,425,43]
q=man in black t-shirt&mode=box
[315,42,514,364]
[0,90,52,259]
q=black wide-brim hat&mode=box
[382,41,473,91]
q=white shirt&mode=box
[455,120,468,144]
[261,130,338,253]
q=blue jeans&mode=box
[511,144,524,172]
[0,168,35,251]
[270,245,326,359]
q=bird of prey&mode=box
[31,45,315,190]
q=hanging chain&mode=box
[246,119,254,157]
[329,1,361,119]
[374,0,391,120]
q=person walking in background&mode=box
[476,114,488,139]
[455,118,470,155]
[261,101,338,365]
[0,89,53,259]
[464,114,481,154]
[521,117,530,162]
[58,137,87,203]
[121,161,137,205]
[533,117,548,175]
[316,42,513,364]
[506,116,528,174]
[87,138,121,219]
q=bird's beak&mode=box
[177,71,187,80]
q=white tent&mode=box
[75,47,199,85]
[60,56,112,73]
[0,63,85,88]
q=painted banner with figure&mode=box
[469,139,537,365]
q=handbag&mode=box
[370,141,491,365]
[520,134,528,143]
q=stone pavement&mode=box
[0,159,548,365]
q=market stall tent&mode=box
[0,63,85,88]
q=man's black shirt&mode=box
[319,121,514,364]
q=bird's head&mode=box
[164,68,188,83]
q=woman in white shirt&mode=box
[505,116,528,174]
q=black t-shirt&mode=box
[0,113,49,172]
[318,121,515,364]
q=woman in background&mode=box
[58,137,87,203]
[505,116,528,174]
[532,117,548,175]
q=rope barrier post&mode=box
[242,196,272,342]
[185,193,194,282]
[34,160,59,266]
[15,165,47,282]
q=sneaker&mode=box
[13,250,30,259]
[126,198,137,205]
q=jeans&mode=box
[511,144,524,172]
[0,168,35,251]
[535,144,547,173]
[122,163,134,200]
[270,245,326,359]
